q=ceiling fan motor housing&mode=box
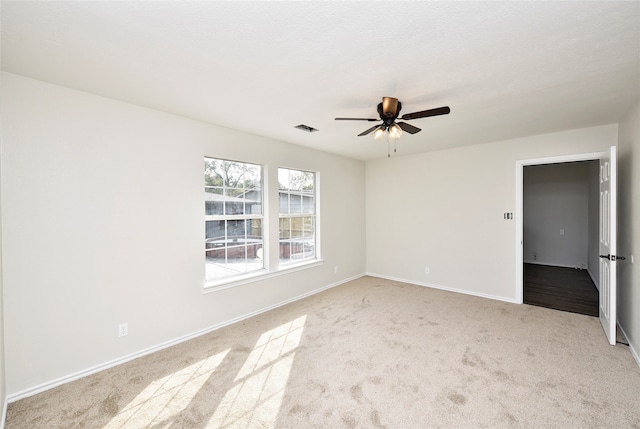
[380,97,401,117]
[378,97,401,128]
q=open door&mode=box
[599,146,617,345]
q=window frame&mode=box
[203,159,322,292]
[204,157,265,286]
[278,167,318,266]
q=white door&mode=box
[599,146,617,345]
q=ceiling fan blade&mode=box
[358,125,380,136]
[335,117,379,121]
[381,97,399,116]
[396,122,421,134]
[401,106,450,120]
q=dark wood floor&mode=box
[524,264,599,317]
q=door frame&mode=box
[515,151,605,304]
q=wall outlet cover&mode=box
[118,323,128,337]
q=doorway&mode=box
[515,151,604,305]
[522,161,600,316]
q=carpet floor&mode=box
[6,276,640,428]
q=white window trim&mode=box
[202,259,324,293]
[278,168,319,265]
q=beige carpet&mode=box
[6,276,640,428]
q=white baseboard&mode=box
[523,261,586,270]
[618,323,640,368]
[365,272,520,304]
[6,273,365,404]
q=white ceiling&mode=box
[2,1,639,161]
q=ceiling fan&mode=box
[335,97,450,140]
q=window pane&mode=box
[224,188,242,215]
[290,217,304,239]
[302,216,314,238]
[279,192,290,214]
[227,219,245,239]
[278,169,290,191]
[289,170,303,191]
[205,187,224,215]
[205,220,224,241]
[279,217,291,239]
[301,195,314,214]
[245,187,262,214]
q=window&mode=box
[205,158,263,282]
[278,168,316,264]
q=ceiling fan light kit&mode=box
[373,126,386,140]
[388,123,402,139]
[335,96,451,155]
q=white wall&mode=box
[0,72,366,396]
[523,162,592,269]
[366,125,617,302]
[618,96,640,363]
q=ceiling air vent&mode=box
[294,124,319,133]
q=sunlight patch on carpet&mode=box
[104,349,231,428]
[208,315,307,428]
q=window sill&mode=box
[202,259,324,293]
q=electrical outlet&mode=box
[118,323,128,337]
[424,267,430,275]
[560,229,565,236]
[334,266,338,274]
